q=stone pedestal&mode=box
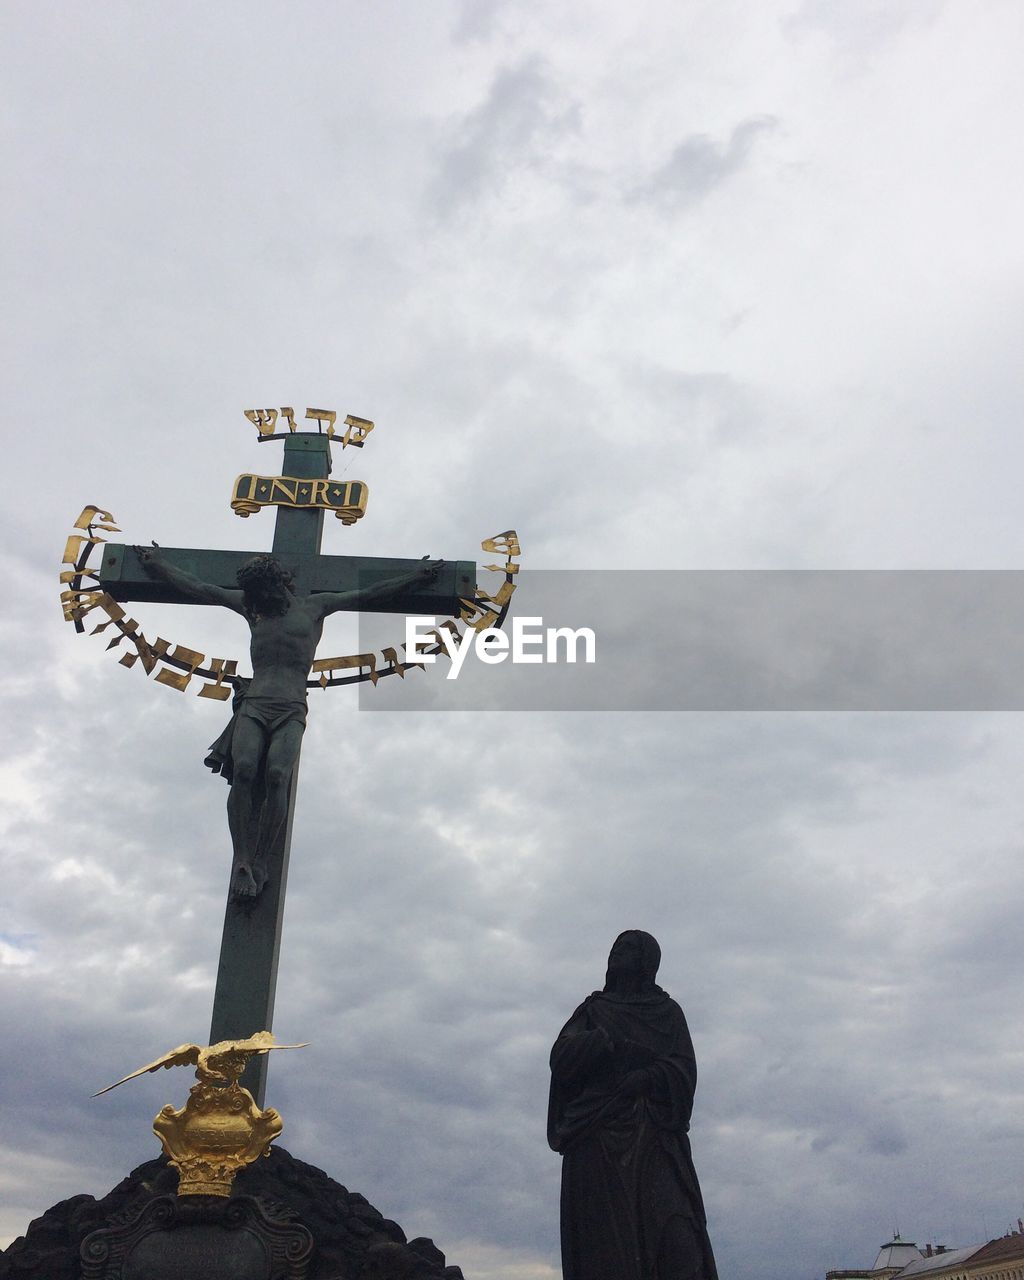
[80,1195,313,1279]
[0,1147,463,1280]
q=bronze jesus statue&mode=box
[138,546,439,900]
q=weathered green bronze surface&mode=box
[98,546,475,615]
[89,426,476,1103]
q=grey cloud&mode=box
[864,1121,910,1157]
[783,0,945,59]
[429,59,580,215]
[5,4,1024,1277]
[13,517,1024,1278]
[630,116,778,210]
[5,685,1024,1275]
[451,0,510,44]
[626,365,757,447]
[361,570,1024,712]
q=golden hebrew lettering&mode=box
[341,415,375,448]
[119,634,169,674]
[94,602,138,645]
[155,666,193,690]
[467,529,521,637]
[305,408,337,433]
[73,507,120,534]
[312,651,379,686]
[244,409,278,436]
[458,601,493,630]
[60,586,99,608]
[199,683,233,700]
[198,657,237,700]
[382,645,418,677]
[62,535,89,567]
[61,506,246,698]
[470,609,500,633]
[62,499,520,699]
[72,507,102,532]
[237,407,377,449]
[114,618,142,666]
[143,636,172,675]
[121,632,170,675]
[418,620,462,658]
[155,644,207,691]
[464,581,515,612]
[89,599,126,635]
[481,530,520,558]
[109,625,165,674]
[398,641,428,670]
[60,587,106,622]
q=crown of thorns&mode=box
[236,554,294,591]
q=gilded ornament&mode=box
[95,1032,307,1198]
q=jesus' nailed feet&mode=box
[231,859,269,902]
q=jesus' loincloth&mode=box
[204,688,308,786]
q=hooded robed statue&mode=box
[548,931,717,1280]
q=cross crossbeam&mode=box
[99,546,475,616]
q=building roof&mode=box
[969,1234,1024,1266]
[900,1246,985,1275]
[873,1240,924,1271]
[827,1228,1024,1280]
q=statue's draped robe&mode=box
[548,987,717,1280]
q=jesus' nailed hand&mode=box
[136,543,443,901]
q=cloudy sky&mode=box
[4,2,1024,1277]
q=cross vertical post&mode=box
[270,434,328,571]
[209,432,330,1104]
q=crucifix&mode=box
[89,417,479,1102]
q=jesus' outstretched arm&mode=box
[136,544,246,614]
[309,557,444,622]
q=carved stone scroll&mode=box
[80,1194,312,1280]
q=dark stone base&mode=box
[0,1147,464,1280]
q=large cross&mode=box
[97,429,475,1102]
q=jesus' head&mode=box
[236,554,295,618]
